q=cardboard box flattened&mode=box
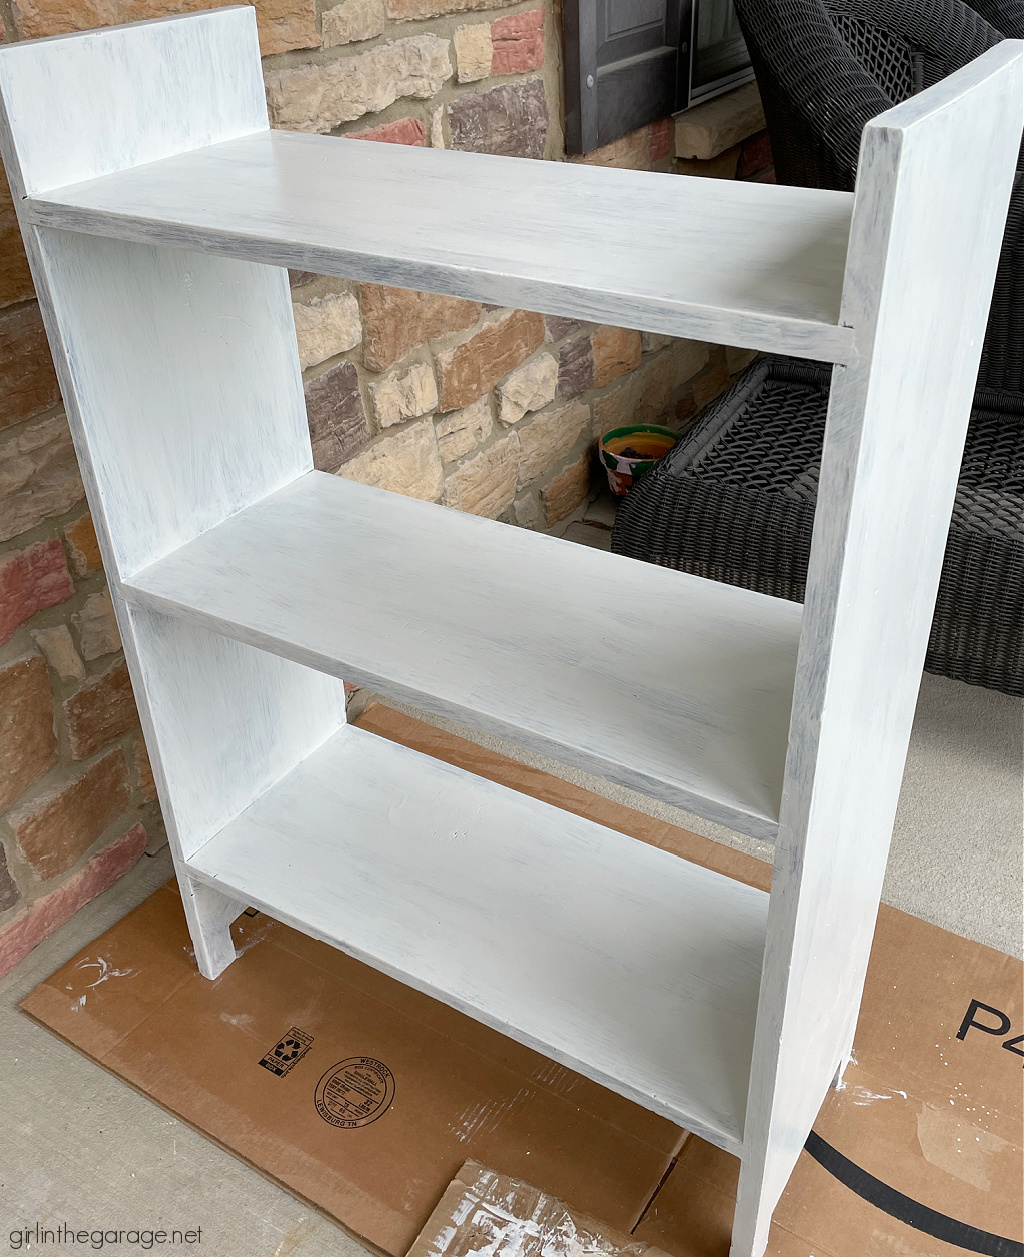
[20,883,684,1256]
[633,912,1024,1257]
[19,705,1024,1257]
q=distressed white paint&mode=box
[181,874,245,978]
[26,130,855,362]
[0,7,346,980]
[0,13,1018,1248]
[32,229,311,576]
[122,604,347,862]
[0,8,266,196]
[124,471,802,840]
[186,721,770,1152]
[731,42,1024,1257]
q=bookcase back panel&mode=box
[0,6,266,197]
[35,227,310,577]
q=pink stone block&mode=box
[0,823,147,980]
[491,8,544,76]
[738,130,773,179]
[0,538,73,646]
[347,117,427,146]
[649,117,672,163]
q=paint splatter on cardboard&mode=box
[407,1160,673,1257]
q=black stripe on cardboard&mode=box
[804,1132,1023,1257]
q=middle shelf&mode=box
[124,471,802,839]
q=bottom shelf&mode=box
[186,723,769,1153]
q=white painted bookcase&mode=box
[0,12,1019,1252]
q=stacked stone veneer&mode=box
[264,0,771,526]
[292,275,735,528]
[0,0,772,977]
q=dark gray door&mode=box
[564,0,690,154]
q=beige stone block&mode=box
[572,126,648,171]
[674,81,765,160]
[253,0,320,55]
[435,397,492,462]
[675,146,741,179]
[511,490,543,530]
[444,433,519,517]
[454,22,492,82]
[692,358,732,409]
[592,340,709,437]
[293,293,362,369]
[370,361,438,428]
[11,0,319,56]
[75,589,122,661]
[591,325,642,389]
[518,400,589,485]
[385,0,515,20]
[31,625,85,682]
[641,331,674,353]
[498,352,557,424]
[543,452,591,526]
[0,415,85,543]
[265,35,452,133]
[430,104,446,148]
[337,418,443,501]
[322,0,386,45]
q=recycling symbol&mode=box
[275,1038,303,1062]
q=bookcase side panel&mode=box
[731,43,1024,1257]
[123,604,348,865]
[22,224,347,965]
[0,7,266,197]
[0,8,342,978]
[33,227,312,577]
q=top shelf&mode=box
[26,129,856,362]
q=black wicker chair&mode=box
[612,0,1024,694]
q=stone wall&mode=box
[270,0,771,531]
[0,0,771,977]
[291,273,732,529]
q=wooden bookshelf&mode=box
[1,14,1017,1253]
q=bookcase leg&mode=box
[728,1146,786,1257]
[181,875,246,980]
